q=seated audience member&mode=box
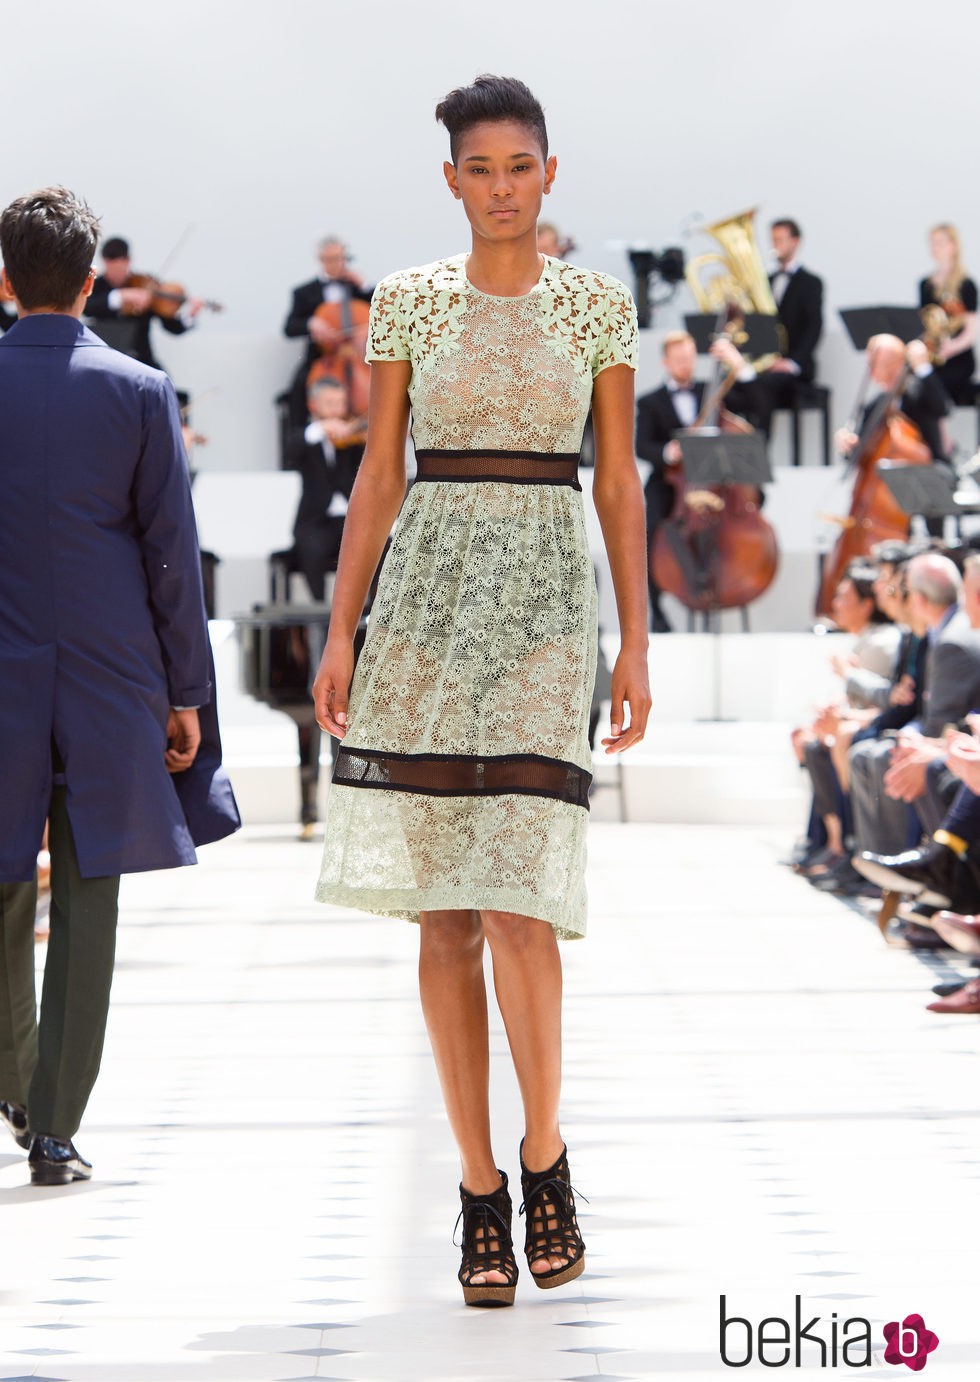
[845,553,980,891]
[287,377,364,602]
[795,564,903,877]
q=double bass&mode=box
[815,346,931,617]
[650,332,779,617]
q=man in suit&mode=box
[755,218,824,433]
[282,237,373,426]
[0,187,238,1186]
[846,554,980,868]
[288,377,364,601]
[634,329,765,632]
[836,334,951,465]
[84,236,201,373]
[0,298,15,331]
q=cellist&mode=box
[635,329,764,631]
[282,237,374,425]
[834,334,950,470]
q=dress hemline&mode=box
[314,881,586,942]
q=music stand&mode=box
[838,306,924,350]
[876,462,959,518]
[677,432,772,719]
[685,312,784,359]
[681,432,773,488]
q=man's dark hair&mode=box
[771,217,802,240]
[102,236,129,261]
[435,75,548,165]
[0,186,100,311]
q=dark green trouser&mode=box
[0,786,120,1141]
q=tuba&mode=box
[685,208,784,368]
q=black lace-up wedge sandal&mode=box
[519,1140,586,1289]
[455,1170,519,1307]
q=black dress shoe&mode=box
[852,841,958,907]
[933,980,970,997]
[810,860,880,897]
[29,1135,92,1185]
[0,1099,30,1150]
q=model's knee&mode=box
[481,910,555,953]
[420,909,484,962]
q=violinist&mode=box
[85,237,202,371]
[283,237,374,425]
[288,376,364,602]
[919,223,978,407]
[635,329,764,632]
[834,334,950,468]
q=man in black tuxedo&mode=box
[283,237,374,426]
[288,377,364,600]
[635,330,765,631]
[756,218,824,431]
[84,237,201,372]
[835,334,950,466]
[0,300,15,332]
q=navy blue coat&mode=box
[0,313,239,882]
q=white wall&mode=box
[5,0,980,616]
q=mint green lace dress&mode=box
[315,254,637,939]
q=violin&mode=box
[121,272,222,318]
[650,321,779,616]
[815,352,930,617]
[306,294,372,422]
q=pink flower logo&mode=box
[883,1314,939,1371]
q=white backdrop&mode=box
[4,0,980,613]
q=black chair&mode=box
[773,381,832,467]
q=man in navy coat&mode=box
[0,187,238,1185]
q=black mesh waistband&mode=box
[414,450,581,489]
[332,747,591,810]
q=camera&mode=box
[627,245,686,328]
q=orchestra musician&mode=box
[0,296,15,332]
[85,236,202,371]
[282,237,374,425]
[536,221,574,260]
[755,217,824,432]
[919,223,978,407]
[834,334,951,468]
[288,376,365,602]
[635,329,766,632]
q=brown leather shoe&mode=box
[927,978,980,1014]
[930,911,980,956]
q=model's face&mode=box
[664,339,697,385]
[771,226,798,265]
[444,120,556,245]
[931,230,955,268]
[103,257,130,287]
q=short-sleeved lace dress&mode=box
[315,254,638,939]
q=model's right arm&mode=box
[312,359,411,736]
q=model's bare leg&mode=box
[481,909,568,1273]
[419,908,506,1285]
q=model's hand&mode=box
[313,638,354,738]
[601,647,651,754]
[165,708,201,773]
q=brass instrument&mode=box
[684,208,783,369]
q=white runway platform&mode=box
[2,823,979,1380]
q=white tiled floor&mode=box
[2,823,979,1380]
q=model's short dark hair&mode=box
[771,217,802,241]
[102,236,129,260]
[435,74,548,165]
[0,186,100,311]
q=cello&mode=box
[650,331,779,618]
[815,340,931,618]
[306,293,372,438]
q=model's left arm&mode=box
[592,359,651,754]
[132,374,212,711]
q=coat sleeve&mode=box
[132,375,212,708]
[635,392,669,475]
[922,634,980,737]
[284,285,313,339]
